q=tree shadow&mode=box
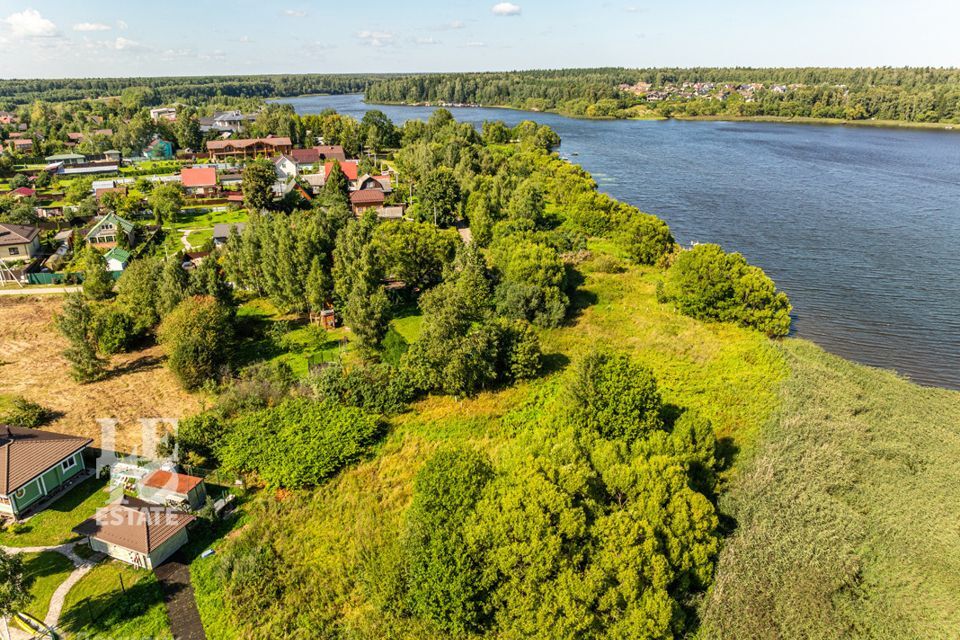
[59,575,165,635]
[716,436,740,473]
[108,355,164,378]
[540,352,571,375]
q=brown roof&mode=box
[350,189,386,205]
[0,224,40,247]
[72,496,195,555]
[206,137,292,151]
[0,426,92,494]
[315,145,346,161]
[142,470,203,495]
[289,148,320,165]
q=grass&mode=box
[20,551,76,620]
[699,340,960,638]
[0,478,110,548]
[59,560,172,640]
[191,251,787,636]
[171,207,248,231]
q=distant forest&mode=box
[364,67,960,123]
[2,68,958,124]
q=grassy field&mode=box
[59,560,171,640]
[20,551,76,620]
[0,296,203,453]
[191,251,787,637]
[0,478,110,547]
[699,340,960,639]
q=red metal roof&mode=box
[8,187,35,197]
[350,189,386,205]
[325,160,359,181]
[180,167,217,188]
[142,470,204,495]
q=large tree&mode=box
[0,549,28,640]
[56,293,107,383]
[418,167,461,226]
[158,295,234,390]
[242,160,276,212]
[149,182,184,225]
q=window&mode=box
[15,487,26,499]
[61,456,77,473]
[8,247,19,255]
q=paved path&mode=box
[2,543,104,632]
[154,554,206,640]
[0,286,80,296]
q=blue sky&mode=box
[0,0,957,78]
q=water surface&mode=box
[280,94,960,389]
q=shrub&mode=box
[219,398,383,488]
[1,396,51,428]
[659,243,792,337]
[93,307,137,355]
[619,212,675,265]
[568,351,664,442]
[158,296,234,390]
[311,362,414,414]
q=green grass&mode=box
[59,560,171,640]
[390,311,424,343]
[20,551,76,619]
[171,208,248,231]
[699,340,960,639]
[0,478,110,547]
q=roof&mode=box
[206,137,292,151]
[11,138,33,147]
[85,213,134,240]
[8,187,36,198]
[180,166,218,188]
[212,222,246,239]
[0,223,40,246]
[350,189,386,205]
[104,247,131,263]
[315,145,346,161]
[289,148,320,165]
[72,496,195,555]
[0,426,92,494]
[146,138,172,150]
[325,160,359,181]
[143,470,203,495]
[45,153,85,162]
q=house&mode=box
[303,173,325,194]
[180,166,219,197]
[273,155,298,181]
[349,189,386,215]
[206,137,293,161]
[104,247,131,272]
[85,212,135,248]
[104,150,122,163]
[356,174,393,194]
[72,496,196,569]
[212,222,246,247]
[143,137,174,160]
[315,145,347,162]
[0,426,92,521]
[199,110,255,134]
[7,138,33,154]
[140,470,207,510]
[149,107,178,122]
[45,153,86,166]
[289,148,320,167]
[0,223,40,263]
[324,160,360,187]
[7,187,36,200]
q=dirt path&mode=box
[0,286,80,296]
[154,555,206,640]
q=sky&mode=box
[0,0,957,78]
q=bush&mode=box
[219,398,384,488]
[311,362,414,414]
[158,296,234,390]
[659,243,792,337]
[568,351,664,442]
[619,212,675,265]
[1,396,51,428]
[93,307,137,355]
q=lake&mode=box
[278,94,960,390]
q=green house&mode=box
[143,137,174,160]
[0,426,92,520]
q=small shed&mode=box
[140,469,207,509]
[73,496,195,569]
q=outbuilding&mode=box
[140,469,207,509]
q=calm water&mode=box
[280,94,960,390]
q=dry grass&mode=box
[0,296,203,454]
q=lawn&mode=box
[172,207,248,231]
[20,551,76,620]
[59,560,171,640]
[0,478,110,548]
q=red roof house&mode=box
[325,160,359,182]
[8,187,36,199]
[180,167,219,196]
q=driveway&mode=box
[154,555,206,640]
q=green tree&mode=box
[418,167,461,226]
[492,240,569,328]
[568,351,664,442]
[619,213,675,265]
[158,295,234,390]
[323,160,349,204]
[78,246,113,300]
[158,255,189,317]
[242,160,277,212]
[115,257,162,333]
[149,182,184,225]
[93,307,137,354]
[507,179,546,227]
[372,221,458,293]
[405,448,495,634]
[0,549,29,640]
[55,293,107,383]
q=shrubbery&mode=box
[158,296,234,390]
[659,243,792,337]
[1,396,51,428]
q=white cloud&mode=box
[4,9,58,38]
[73,22,111,32]
[491,2,521,16]
[111,36,146,51]
[116,20,128,30]
[283,9,307,17]
[356,30,393,47]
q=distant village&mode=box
[618,80,824,102]
[0,104,401,286]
